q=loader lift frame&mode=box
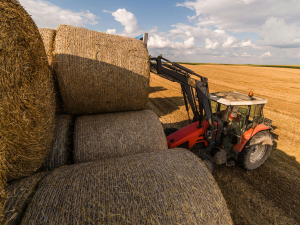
[150,55,220,155]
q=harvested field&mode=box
[147,65,300,225]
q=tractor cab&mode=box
[210,91,268,137]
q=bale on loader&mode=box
[21,149,233,224]
[54,25,150,115]
[0,0,56,218]
[2,172,48,225]
[42,114,73,171]
[38,28,64,113]
[74,110,167,163]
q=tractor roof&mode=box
[210,91,268,106]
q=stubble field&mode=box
[147,64,300,225]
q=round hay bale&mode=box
[2,172,48,225]
[21,149,233,224]
[54,25,150,115]
[74,110,167,163]
[0,0,56,182]
[38,28,64,113]
[0,178,7,222]
[42,114,73,171]
[37,28,56,66]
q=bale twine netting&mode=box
[42,114,73,171]
[21,149,233,224]
[54,25,150,115]
[74,110,167,163]
[38,28,64,113]
[0,0,56,218]
[2,172,48,225]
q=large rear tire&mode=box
[237,143,272,170]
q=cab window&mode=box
[249,105,263,122]
[211,100,218,114]
[230,106,248,135]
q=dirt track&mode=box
[147,65,300,225]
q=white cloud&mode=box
[259,17,300,48]
[240,0,258,4]
[240,39,254,47]
[148,35,195,49]
[106,29,116,34]
[111,8,139,33]
[241,53,251,57]
[214,29,225,34]
[185,50,194,55]
[260,52,271,58]
[102,9,113,13]
[177,0,300,32]
[205,39,219,49]
[222,36,239,48]
[222,36,255,49]
[168,23,229,44]
[19,0,98,28]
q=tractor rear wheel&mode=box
[237,143,272,170]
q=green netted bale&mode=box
[21,149,233,224]
[38,28,64,113]
[74,110,167,163]
[54,25,150,115]
[0,0,56,217]
[42,114,73,171]
[2,172,48,225]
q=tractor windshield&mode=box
[228,106,248,136]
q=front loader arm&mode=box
[150,55,216,146]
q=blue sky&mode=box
[19,0,300,65]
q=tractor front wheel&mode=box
[237,143,272,170]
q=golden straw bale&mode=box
[38,28,64,113]
[54,25,150,115]
[74,110,167,163]
[0,178,7,222]
[42,114,73,171]
[0,0,56,214]
[37,28,56,66]
[2,172,48,225]
[21,149,233,224]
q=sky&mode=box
[19,0,300,65]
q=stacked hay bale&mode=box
[42,115,73,171]
[54,25,150,115]
[74,110,167,163]
[0,0,56,219]
[2,172,48,225]
[21,149,233,224]
[38,28,64,113]
[37,28,56,66]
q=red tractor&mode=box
[150,55,273,172]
